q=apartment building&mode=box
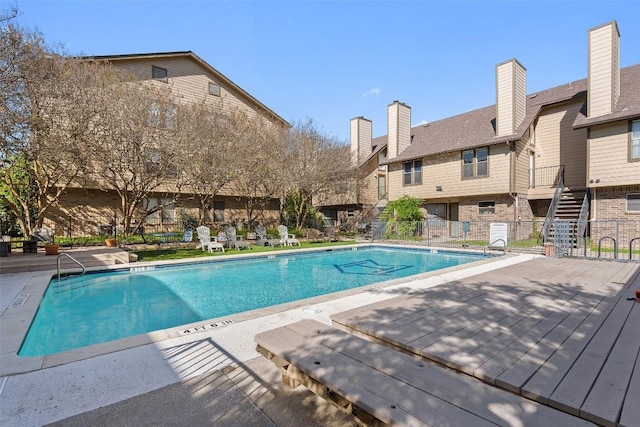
[349,21,639,240]
[49,51,289,235]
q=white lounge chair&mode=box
[195,226,225,253]
[278,225,301,246]
[224,225,250,250]
[255,225,280,247]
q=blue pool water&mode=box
[19,246,489,356]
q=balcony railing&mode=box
[529,165,564,188]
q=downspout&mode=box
[508,141,519,237]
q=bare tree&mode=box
[176,102,244,225]
[282,120,357,229]
[228,112,288,226]
[0,21,111,236]
[86,74,182,233]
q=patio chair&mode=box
[304,228,327,243]
[195,225,225,253]
[181,229,193,242]
[278,225,301,246]
[255,225,281,247]
[224,225,251,250]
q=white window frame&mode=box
[626,193,640,212]
[403,159,422,186]
[478,201,496,214]
[631,120,640,161]
[463,147,489,179]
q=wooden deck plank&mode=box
[520,295,616,404]
[618,308,640,427]
[407,283,558,353]
[256,320,594,427]
[314,328,595,427]
[548,296,634,416]
[579,301,640,426]
[473,294,585,383]
[496,294,609,393]
[256,322,499,427]
[414,283,582,369]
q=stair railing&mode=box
[576,191,590,239]
[542,166,565,243]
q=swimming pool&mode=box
[19,245,490,356]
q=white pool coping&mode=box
[0,243,540,426]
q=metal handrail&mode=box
[57,253,86,280]
[484,239,507,254]
[542,166,565,242]
[577,192,590,238]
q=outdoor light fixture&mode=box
[436,186,442,192]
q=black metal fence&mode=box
[47,215,190,246]
[370,219,640,262]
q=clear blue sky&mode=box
[9,0,640,142]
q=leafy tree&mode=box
[380,195,424,221]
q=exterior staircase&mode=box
[546,189,588,249]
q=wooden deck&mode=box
[0,246,132,274]
[256,320,593,426]
[331,258,640,427]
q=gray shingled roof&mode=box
[376,63,640,164]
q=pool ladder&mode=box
[57,253,86,280]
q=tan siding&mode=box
[496,60,526,136]
[532,101,587,188]
[588,24,618,117]
[386,102,410,159]
[496,63,513,136]
[514,64,526,128]
[589,122,640,186]
[398,104,411,154]
[514,132,530,193]
[387,144,511,200]
[112,58,258,118]
[349,117,372,165]
[387,105,398,158]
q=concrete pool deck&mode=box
[0,247,536,426]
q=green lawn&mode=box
[134,240,356,262]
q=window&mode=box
[145,149,161,173]
[165,104,177,129]
[462,147,489,178]
[478,201,495,214]
[145,198,175,225]
[213,201,225,223]
[627,194,640,212]
[148,103,177,129]
[403,160,422,186]
[152,66,168,83]
[631,120,640,161]
[209,82,220,96]
[378,175,387,200]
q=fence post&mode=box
[615,221,619,260]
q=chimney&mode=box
[496,59,526,137]
[350,116,372,166]
[387,101,411,159]
[588,21,620,118]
